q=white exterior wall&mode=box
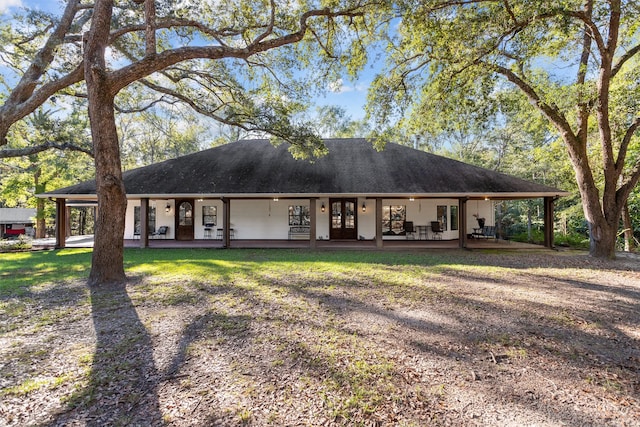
[125,200,177,239]
[357,198,375,240]
[122,197,495,241]
[191,199,223,239]
[124,200,139,239]
[230,199,297,239]
[381,198,460,240]
[316,198,330,240]
[466,200,495,231]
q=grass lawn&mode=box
[1,248,639,426]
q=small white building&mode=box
[42,139,568,248]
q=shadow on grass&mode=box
[47,281,161,426]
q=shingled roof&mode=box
[43,138,567,199]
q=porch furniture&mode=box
[204,223,214,239]
[430,221,443,240]
[151,226,169,239]
[289,226,310,240]
[415,225,429,240]
[404,221,416,240]
[216,228,235,240]
[472,225,497,240]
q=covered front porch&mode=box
[33,234,546,251]
[49,194,558,251]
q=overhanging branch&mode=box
[0,141,93,159]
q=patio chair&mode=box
[151,226,169,239]
[404,221,416,240]
[430,221,443,240]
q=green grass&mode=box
[0,247,462,295]
[4,246,635,425]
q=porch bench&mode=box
[288,226,310,240]
[472,225,497,240]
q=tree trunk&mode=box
[87,93,127,285]
[36,198,46,238]
[622,201,636,252]
[86,0,127,286]
[588,216,618,258]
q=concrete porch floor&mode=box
[32,235,546,251]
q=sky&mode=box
[0,0,374,122]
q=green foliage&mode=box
[0,235,32,252]
[367,1,640,255]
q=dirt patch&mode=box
[1,250,639,426]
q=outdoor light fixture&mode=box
[321,203,325,212]
[362,202,366,212]
[165,203,170,213]
[409,197,415,201]
[273,197,279,202]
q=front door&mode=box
[175,199,194,240]
[330,198,357,240]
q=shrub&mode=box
[0,235,32,252]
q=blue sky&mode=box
[0,0,374,121]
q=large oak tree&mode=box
[0,0,371,284]
[369,0,640,258]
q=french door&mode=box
[175,199,194,240]
[329,198,357,240]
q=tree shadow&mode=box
[47,280,162,426]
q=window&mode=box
[450,205,459,231]
[134,206,156,234]
[289,205,310,226]
[202,206,217,226]
[382,205,406,235]
[437,205,448,231]
[179,202,193,226]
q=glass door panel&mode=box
[329,198,358,240]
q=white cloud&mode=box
[0,0,22,14]
[328,78,369,94]
[328,79,354,94]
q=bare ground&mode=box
[1,249,639,426]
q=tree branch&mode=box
[252,0,276,46]
[615,116,640,173]
[488,62,578,146]
[0,141,93,159]
[109,6,364,93]
[144,0,157,57]
[575,0,593,143]
[137,79,245,127]
[611,43,640,78]
[114,95,178,113]
[0,0,84,144]
[3,0,81,108]
[0,64,85,145]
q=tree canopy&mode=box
[368,0,640,258]
[0,0,375,284]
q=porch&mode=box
[32,235,545,251]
